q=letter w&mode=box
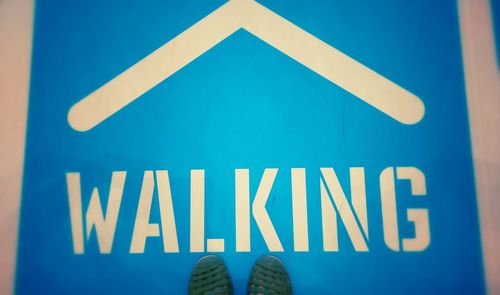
[66,172,126,254]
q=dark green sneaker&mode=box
[188,255,233,295]
[247,255,292,295]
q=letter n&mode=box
[320,168,368,251]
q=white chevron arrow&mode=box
[68,0,425,132]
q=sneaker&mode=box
[247,255,292,295]
[188,255,233,295]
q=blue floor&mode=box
[16,1,485,293]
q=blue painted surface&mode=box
[492,0,500,68]
[17,0,484,294]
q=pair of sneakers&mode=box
[188,255,292,295]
